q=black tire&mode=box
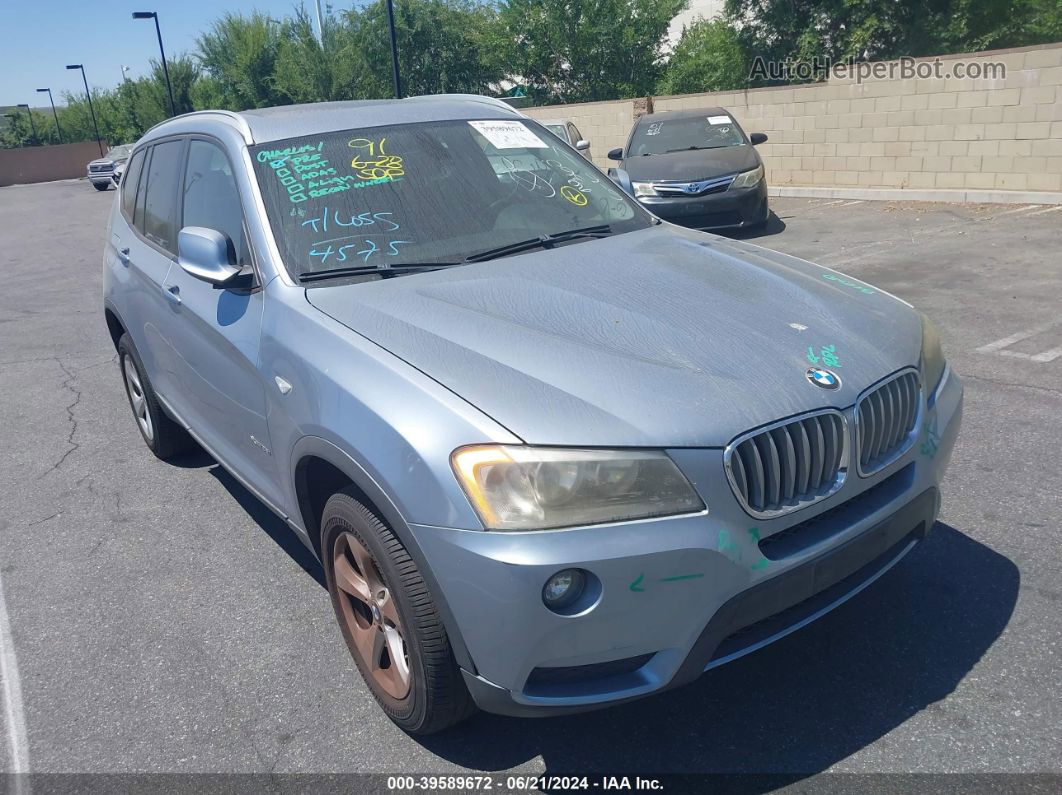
[93,182,110,191]
[321,489,476,734]
[117,333,194,460]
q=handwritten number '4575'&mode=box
[310,240,412,265]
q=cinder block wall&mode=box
[524,99,637,171]
[524,42,1062,194]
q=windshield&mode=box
[628,114,746,157]
[251,118,651,282]
[106,144,133,159]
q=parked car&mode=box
[540,118,592,159]
[87,144,133,191]
[103,96,962,734]
[608,108,770,231]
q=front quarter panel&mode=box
[260,279,520,533]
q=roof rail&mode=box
[140,109,254,144]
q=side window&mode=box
[121,149,145,220]
[141,139,184,254]
[133,147,151,231]
[181,140,248,267]
[570,124,584,143]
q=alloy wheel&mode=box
[122,354,154,442]
[332,531,411,700]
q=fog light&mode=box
[542,569,586,610]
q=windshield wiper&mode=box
[665,145,726,153]
[465,225,613,263]
[297,262,459,283]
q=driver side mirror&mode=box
[750,132,768,146]
[177,227,241,286]
[575,139,590,151]
[607,147,623,161]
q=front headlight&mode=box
[451,446,704,531]
[631,181,657,197]
[730,164,764,189]
[921,315,947,395]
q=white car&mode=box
[87,144,133,191]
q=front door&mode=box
[159,137,276,494]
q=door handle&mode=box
[164,284,181,306]
[117,247,130,266]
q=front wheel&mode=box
[321,490,475,734]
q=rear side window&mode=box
[141,139,185,253]
[121,149,145,220]
[182,140,248,267]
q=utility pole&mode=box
[314,0,324,45]
[16,104,39,145]
[386,0,402,99]
[66,64,104,157]
[133,12,176,117]
[36,88,64,143]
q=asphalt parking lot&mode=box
[1,180,1060,781]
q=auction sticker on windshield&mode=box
[468,120,548,149]
[707,115,733,125]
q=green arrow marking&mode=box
[629,573,646,592]
[659,573,705,582]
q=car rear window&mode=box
[121,148,146,220]
[250,118,651,281]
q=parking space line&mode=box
[1027,205,1062,217]
[976,321,1062,362]
[0,567,30,782]
[988,204,1039,219]
[835,200,864,207]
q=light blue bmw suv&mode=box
[103,96,962,733]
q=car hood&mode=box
[306,226,921,447]
[622,145,759,183]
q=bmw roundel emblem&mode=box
[806,367,841,390]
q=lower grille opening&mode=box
[524,653,654,698]
[758,463,915,560]
[710,527,922,664]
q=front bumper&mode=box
[88,172,114,185]
[635,179,769,230]
[410,366,963,717]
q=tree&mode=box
[339,0,505,99]
[498,0,688,104]
[658,18,749,95]
[726,0,1062,83]
[196,11,285,109]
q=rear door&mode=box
[158,137,276,493]
[114,139,185,400]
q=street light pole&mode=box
[66,64,104,157]
[36,88,64,143]
[386,0,402,99]
[133,12,176,117]
[16,104,39,146]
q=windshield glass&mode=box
[629,114,746,157]
[106,144,133,159]
[250,118,650,281]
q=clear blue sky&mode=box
[1,1,354,108]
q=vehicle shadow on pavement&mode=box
[726,211,787,241]
[205,461,327,588]
[417,523,1017,779]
